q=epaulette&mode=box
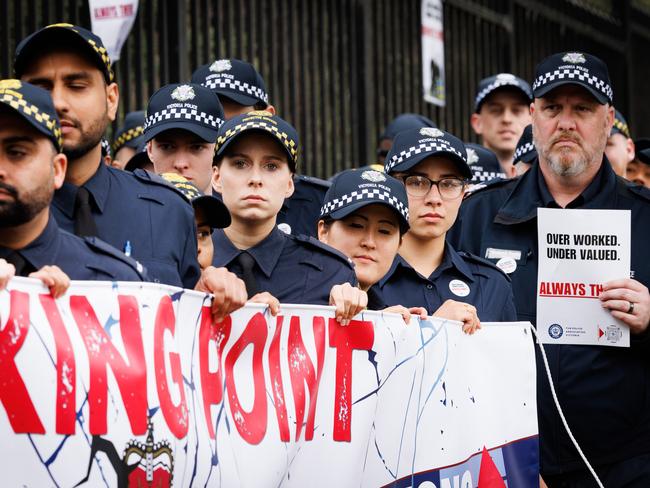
[83,236,148,279]
[464,176,516,199]
[290,233,355,268]
[131,168,192,203]
[294,174,332,190]
[457,250,511,281]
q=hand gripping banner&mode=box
[0,278,538,487]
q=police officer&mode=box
[159,172,231,271]
[449,52,650,487]
[111,110,145,170]
[14,23,200,289]
[605,109,635,177]
[627,139,650,188]
[144,83,224,194]
[212,110,366,323]
[193,57,330,237]
[371,127,517,327]
[512,123,536,176]
[470,73,532,177]
[376,113,437,166]
[0,79,145,292]
[465,142,505,185]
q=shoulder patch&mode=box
[131,168,191,202]
[83,236,148,279]
[457,251,511,281]
[291,234,354,268]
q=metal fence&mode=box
[2,0,650,178]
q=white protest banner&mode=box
[421,0,445,106]
[537,208,631,347]
[89,0,139,61]
[0,278,538,487]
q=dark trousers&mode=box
[543,452,650,488]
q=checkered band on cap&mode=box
[217,119,298,161]
[203,77,269,104]
[385,141,466,173]
[144,107,223,131]
[475,79,529,108]
[319,187,409,221]
[0,89,62,150]
[514,141,535,161]
[532,67,613,102]
[613,117,630,138]
[112,126,144,152]
[471,170,505,183]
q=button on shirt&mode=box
[212,226,357,305]
[0,216,145,281]
[370,242,516,321]
[51,162,200,288]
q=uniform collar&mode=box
[378,241,475,287]
[212,226,286,278]
[53,160,110,218]
[0,215,60,270]
[495,157,615,225]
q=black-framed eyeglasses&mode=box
[399,174,466,200]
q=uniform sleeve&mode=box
[179,214,201,289]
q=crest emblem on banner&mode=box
[562,52,586,64]
[361,170,386,182]
[420,127,443,138]
[466,148,479,165]
[210,59,232,73]
[123,420,174,486]
[171,85,195,101]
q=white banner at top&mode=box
[89,0,139,62]
[421,0,445,106]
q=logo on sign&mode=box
[605,325,622,344]
[548,323,564,339]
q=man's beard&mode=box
[0,180,52,228]
[536,127,607,178]
[62,112,108,161]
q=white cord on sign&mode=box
[529,324,605,488]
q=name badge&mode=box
[485,247,522,261]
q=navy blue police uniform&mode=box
[0,217,146,281]
[371,126,517,322]
[319,168,411,309]
[448,52,650,485]
[51,163,199,288]
[0,79,146,282]
[212,110,357,303]
[14,24,201,290]
[277,174,330,237]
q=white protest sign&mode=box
[0,278,538,487]
[89,0,139,62]
[421,0,445,106]
[537,208,631,347]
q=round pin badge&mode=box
[277,223,292,235]
[496,257,517,274]
[449,279,470,297]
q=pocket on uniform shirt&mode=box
[139,258,180,287]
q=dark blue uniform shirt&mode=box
[0,216,146,281]
[212,226,357,305]
[277,175,330,238]
[51,162,200,289]
[448,158,650,476]
[369,242,517,321]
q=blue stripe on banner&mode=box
[384,435,539,488]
